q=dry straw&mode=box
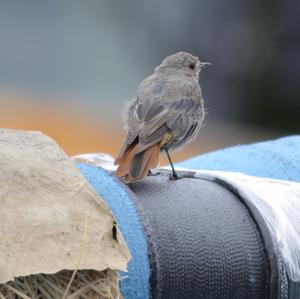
[0,207,123,299]
[0,211,121,299]
[0,269,122,299]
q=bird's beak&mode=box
[200,62,212,68]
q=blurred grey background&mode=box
[0,0,299,157]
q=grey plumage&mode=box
[115,52,207,183]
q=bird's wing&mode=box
[135,84,203,153]
[116,79,202,162]
[115,98,140,163]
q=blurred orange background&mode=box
[0,1,298,165]
[0,91,280,165]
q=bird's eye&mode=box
[189,63,195,70]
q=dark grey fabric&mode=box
[129,174,271,299]
[288,280,300,299]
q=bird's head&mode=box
[155,52,210,79]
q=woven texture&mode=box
[130,175,270,299]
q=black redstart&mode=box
[115,52,209,183]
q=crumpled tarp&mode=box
[0,129,130,284]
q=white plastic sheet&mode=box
[72,153,117,171]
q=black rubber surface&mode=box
[129,174,271,299]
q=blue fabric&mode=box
[76,164,150,299]
[177,136,300,182]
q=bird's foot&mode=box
[148,169,161,177]
[169,172,182,180]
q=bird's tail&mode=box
[115,143,160,183]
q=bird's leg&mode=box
[165,149,179,180]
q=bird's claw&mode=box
[169,172,181,180]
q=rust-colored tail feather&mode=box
[115,143,160,183]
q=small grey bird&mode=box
[115,52,209,183]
